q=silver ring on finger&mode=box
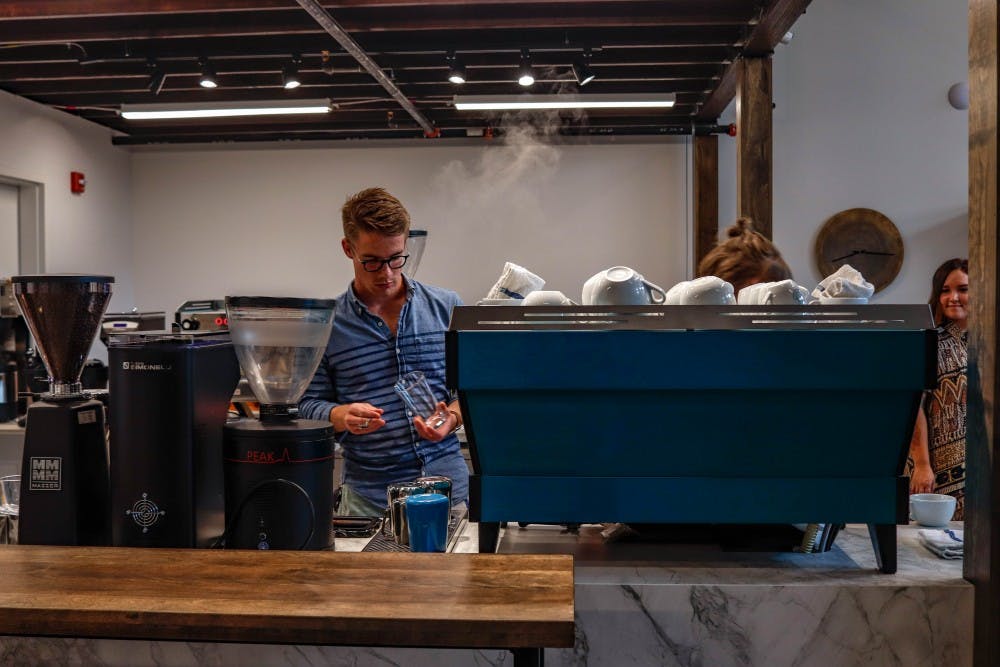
[360,419,370,429]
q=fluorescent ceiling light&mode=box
[120,99,332,120]
[453,93,676,111]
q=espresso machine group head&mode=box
[11,274,114,546]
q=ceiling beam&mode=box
[294,0,434,135]
[0,51,732,79]
[25,83,707,107]
[0,14,749,45]
[695,0,810,120]
[0,64,722,87]
[0,27,741,61]
[0,0,754,20]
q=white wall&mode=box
[130,137,690,312]
[0,90,135,310]
[0,90,135,362]
[720,0,968,303]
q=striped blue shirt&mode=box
[299,278,468,508]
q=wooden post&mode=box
[966,2,1000,665]
[736,56,773,239]
[693,134,719,269]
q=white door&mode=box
[0,183,18,276]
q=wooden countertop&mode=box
[0,546,575,650]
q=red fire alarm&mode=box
[70,171,86,194]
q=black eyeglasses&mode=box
[358,253,409,272]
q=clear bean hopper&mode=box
[226,297,334,421]
[447,304,936,572]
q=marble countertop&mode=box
[344,521,967,587]
[502,522,966,585]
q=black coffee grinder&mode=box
[108,330,240,548]
[11,274,114,545]
[222,296,336,550]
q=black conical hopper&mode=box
[12,275,114,397]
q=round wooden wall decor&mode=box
[813,208,904,293]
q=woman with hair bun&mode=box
[696,217,793,293]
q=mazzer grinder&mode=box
[222,296,336,550]
[12,274,113,545]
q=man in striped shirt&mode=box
[299,187,468,517]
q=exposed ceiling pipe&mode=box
[294,0,435,136]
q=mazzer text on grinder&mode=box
[11,274,113,546]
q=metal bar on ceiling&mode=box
[294,0,435,136]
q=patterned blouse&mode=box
[925,321,968,519]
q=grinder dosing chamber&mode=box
[11,274,113,545]
[222,296,336,550]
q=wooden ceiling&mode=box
[0,1,809,145]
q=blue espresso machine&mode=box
[446,304,936,573]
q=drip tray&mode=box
[362,508,467,553]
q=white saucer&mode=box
[477,298,524,306]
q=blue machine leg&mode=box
[868,523,897,573]
[479,521,500,553]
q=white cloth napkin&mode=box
[485,262,545,300]
[811,264,875,300]
[918,528,964,559]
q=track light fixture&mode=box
[146,58,166,95]
[321,50,335,76]
[446,51,466,85]
[282,54,301,89]
[198,57,217,88]
[517,49,535,87]
[572,48,596,86]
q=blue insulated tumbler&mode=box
[405,493,449,552]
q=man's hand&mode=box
[333,402,385,434]
[910,463,936,494]
[413,401,458,442]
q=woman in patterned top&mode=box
[909,258,968,519]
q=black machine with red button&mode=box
[174,299,229,332]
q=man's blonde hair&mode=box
[342,187,410,241]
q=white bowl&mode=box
[910,493,957,527]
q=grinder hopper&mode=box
[12,275,114,398]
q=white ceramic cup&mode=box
[910,493,957,527]
[739,280,810,305]
[666,276,736,305]
[736,282,764,305]
[583,267,666,306]
[522,290,574,306]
